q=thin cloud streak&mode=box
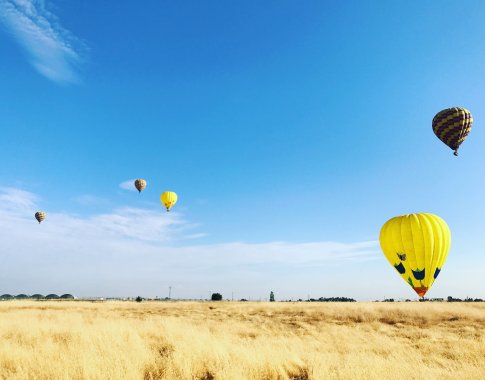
[119,180,137,192]
[0,0,85,83]
[0,186,39,212]
[0,187,190,243]
[72,194,110,206]
[0,187,381,298]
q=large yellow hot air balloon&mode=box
[432,107,473,156]
[134,179,147,193]
[379,213,451,298]
[160,191,177,212]
[35,211,46,224]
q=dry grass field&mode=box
[0,301,484,380]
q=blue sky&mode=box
[1,0,485,300]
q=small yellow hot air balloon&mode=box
[160,191,177,212]
[134,179,147,193]
[35,211,46,224]
[432,107,473,156]
[379,213,451,298]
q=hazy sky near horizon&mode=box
[1,0,485,300]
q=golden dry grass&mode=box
[0,301,484,379]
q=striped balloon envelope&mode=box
[35,211,46,224]
[432,107,473,156]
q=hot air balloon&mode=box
[134,179,147,193]
[160,191,177,212]
[379,213,451,298]
[35,211,46,224]
[432,107,473,156]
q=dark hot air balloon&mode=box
[35,211,46,224]
[432,107,473,156]
[134,179,147,193]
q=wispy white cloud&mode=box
[185,233,208,240]
[0,187,383,298]
[0,187,189,242]
[1,187,481,301]
[0,0,85,83]
[0,186,39,212]
[72,194,110,206]
[119,179,137,192]
[90,207,188,243]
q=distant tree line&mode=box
[127,295,485,303]
[206,292,356,302]
[412,297,484,302]
[306,297,356,302]
[380,297,485,302]
[447,296,484,302]
[4,292,482,303]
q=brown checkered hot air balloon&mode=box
[134,179,147,193]
[35,212,46,224]
[432,107,473,156]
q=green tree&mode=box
[270,291,275,302]
[211,293,222,301]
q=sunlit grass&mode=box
[0,301,483,379]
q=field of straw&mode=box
[0,301,484,379]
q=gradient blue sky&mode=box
[1,0,484,300]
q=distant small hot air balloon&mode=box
[134,179,147,193]
[35,211,46,224]
[379,213,451,298]
[432,107,473,156]
[160,191,177,212]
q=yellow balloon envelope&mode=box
[379,213,451,298]
[160,191,177,212]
